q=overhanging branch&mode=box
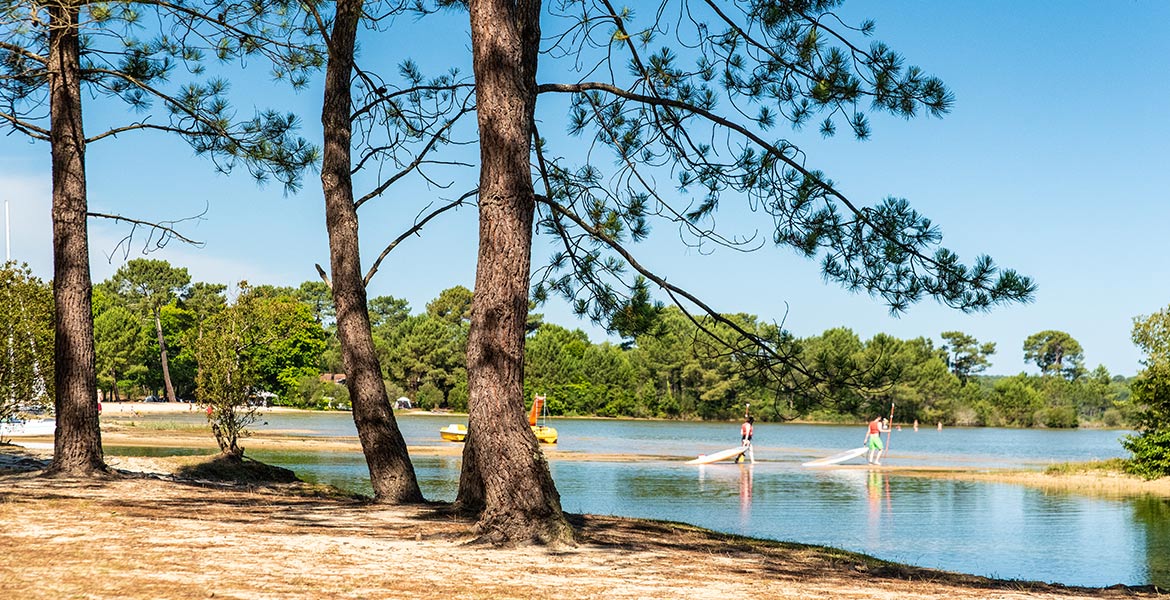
[88,208,205,260]
[362,189,476,287]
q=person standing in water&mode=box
[737,415,755,463]
[864,416,886,465]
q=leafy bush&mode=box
[1122,362,1170,479]
[1037,405,1079,428]
[1123,429,1170,480]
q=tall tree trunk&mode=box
[45,2,106,476]
[461,0,573,545]
[454,431,484,513]
[319,0,423,503]
[154,310,177,403]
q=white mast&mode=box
[4,199,9,262]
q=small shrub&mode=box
[1123,429,1170,480]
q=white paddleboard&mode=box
[802,447,868,467]
[686,446,749,465]
[0,418,56,437]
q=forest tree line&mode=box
[2,259,1136,429]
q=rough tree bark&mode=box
[153,310,177,403]
[319,0,424,503]
[461,0,574,545]
[45,2,106,476]
[454,429,484,513]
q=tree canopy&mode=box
[0,262,53,422]
[1125,307,1170,479]
[1023,330,1085,380]
[940,331,996,385]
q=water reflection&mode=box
[739,464,753,524]
[1133,496,1170,586]
[866,470,890,547]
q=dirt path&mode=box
[0,446,1158,600]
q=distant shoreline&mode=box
[96,402,1136,432]
[10,407,1166,500]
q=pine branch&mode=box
[354,102,475,209]
[85,121,202,143]
[362,189,476,287]
[0,110,49,140]
[0,41,46,64]
[539,80,1032,310]
[87,208,205,260]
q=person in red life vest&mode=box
[740,416,754,447]
[864,416,887,465]
[736,416,755,463]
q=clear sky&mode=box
[2,1,1168,377]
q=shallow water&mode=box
[105,412,1166,588]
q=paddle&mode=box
[881,402,895,460]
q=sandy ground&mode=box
[0,406,1165,598]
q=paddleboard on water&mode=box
[0,418,56,437]
[686,446,749,465]
[802,447,868,467]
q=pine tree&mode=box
[0,1,320,475]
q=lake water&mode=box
[105,411,1168,588]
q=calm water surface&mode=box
[105,411,1168,588]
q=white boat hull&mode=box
[686,445,749,465]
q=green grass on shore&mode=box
[1043,458,1128,475]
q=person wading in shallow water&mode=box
[737,416,755,463]
[864,416,887,465]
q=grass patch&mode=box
[1044,458,1128,475]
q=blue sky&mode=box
[2,1,1169,377]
